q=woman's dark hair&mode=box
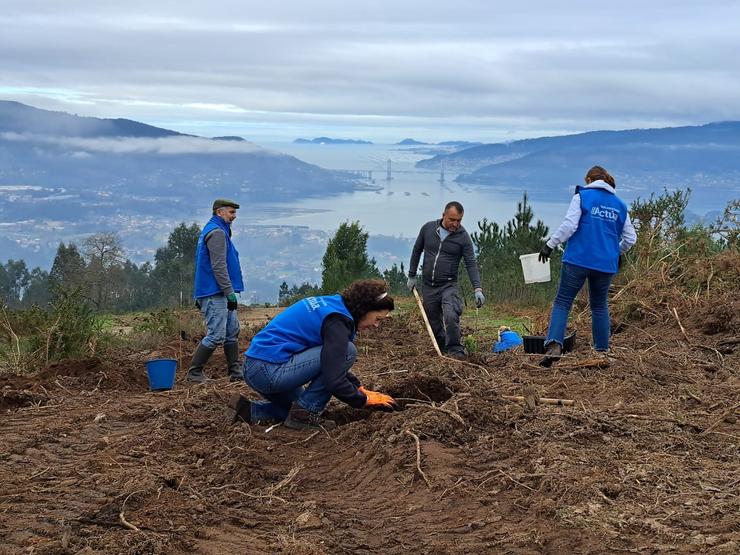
[585,165,616,188]
[341,279,394,323]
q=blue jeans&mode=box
[244,343,358,422]
[199,294,240,349]
[546,262,614,352]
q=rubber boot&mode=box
[284,403,336,431]
[224,342,243,382]
[226,393,252,424]
[186,343,215,383]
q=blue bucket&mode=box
[145,358,177,391]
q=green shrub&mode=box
[133,310,178,336]
[0,288,105,373]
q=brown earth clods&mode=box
[1,291,738,554]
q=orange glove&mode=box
[359,386,397,410]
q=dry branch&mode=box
[269,464,302,495]
[503,395,575,406]
[119,491,142,532]
[670,306,691,343]
[701,403,740,435]
[555,358,611,370]
[405,429,431,487]
[407,403,466,425]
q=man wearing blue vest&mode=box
[187,198,245,383]
[538,166,637,361]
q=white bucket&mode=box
[519,253,551,284]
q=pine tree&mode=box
[49,242,86,291]
[151,223,201,306]
[278,281,290,306]
[382,262,407,295]
[321,221,380,293]
[471,192,554,303]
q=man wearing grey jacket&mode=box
[407,201,484,359]
[187,198,245,383]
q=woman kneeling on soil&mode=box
[229,279,397,430]
[538,166,637,359]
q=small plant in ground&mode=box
[463,334,478,354]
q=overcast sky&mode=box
[1,1,739,143]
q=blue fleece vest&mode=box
[193,216,244,299]
[563,187,627,274]
[246,295,355,363]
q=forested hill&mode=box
[0,101,366,266]
[416,121,740,207]
[0,100,185,138]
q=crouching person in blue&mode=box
[187,198,245,383]
[538,166,637,360]
[228,279,397,431]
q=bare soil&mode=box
[1,294,738,554]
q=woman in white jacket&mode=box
[538,166,637,360]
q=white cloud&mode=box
[0,132,267,155]
[1,1,739,142]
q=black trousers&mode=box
[422,282,464,354]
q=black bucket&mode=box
[522,331,576,354]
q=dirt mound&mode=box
[38,357,103,379]
[695,298,740,335]
[0,374,48,412]
[1,291,739,553]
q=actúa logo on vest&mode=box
[591,205,619,221]
[305,296,327,311]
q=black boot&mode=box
[224,342,243,382]
[284,403,336,431]
[186,343,215,383]
[545,342,562,358]
[539,342,562,368]
[226,393,252,424]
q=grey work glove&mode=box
[406,276,417,291]
[474,289,485,308]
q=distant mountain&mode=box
[415,122,740,207]
[294,137,373,145]
[0,101,370,267]
[396,138,428,145]
[212,135,247,141]
[0,100,185,138]
[436,140,482,148]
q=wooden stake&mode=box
[412,287,443,357]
